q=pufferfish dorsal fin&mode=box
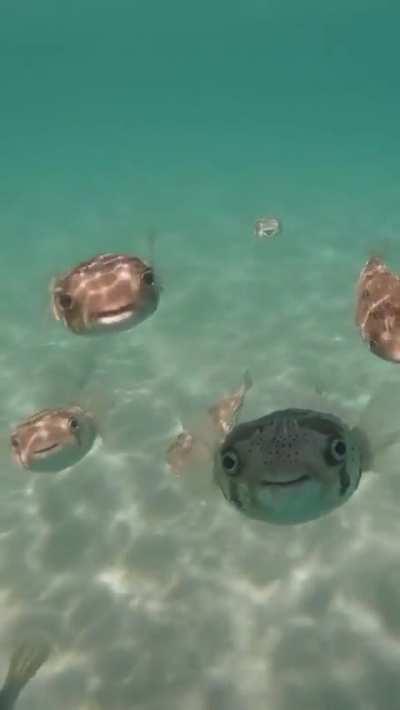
[207,370,253,440]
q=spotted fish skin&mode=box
[214,408,362,525]
[51,253,160,335]
[356,256,400,363]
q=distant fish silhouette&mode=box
[254,216,281,240]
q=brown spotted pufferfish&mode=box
[356,255,400,363]
[10,406,97,473]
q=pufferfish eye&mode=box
[142,269,154,286]
[329,438,347,463]
[221,449,240,475]
[10,435,19,449]
[69,417,79,431]
[57,293,73,310]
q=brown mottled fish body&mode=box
[356,256,400,362]
[11,406,97,473]
[51,253,159,335]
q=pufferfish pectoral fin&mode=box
[359,428,400,477]
[70,386,114,446]
[0,638,50,709]
[166,422,214,476]
[165,424,216,500]
[356,380,400,475]
[207,370,253,439]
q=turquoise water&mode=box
[1,1,400,708]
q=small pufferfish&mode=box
[0,638,50,710]
[10,406,97,473]
[51,251,160,335]
[356,255,400,363]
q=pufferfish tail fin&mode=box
[0,639,50,709]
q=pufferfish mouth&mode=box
[94,304,135,323]
[260,475,310,487]
[33,443,61,457]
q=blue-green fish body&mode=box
[214,408,362,525]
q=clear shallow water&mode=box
[1,2,400,708]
